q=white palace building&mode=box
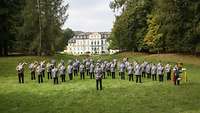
[65,32,118,55]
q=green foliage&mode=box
[0,0,24,56]
[144,14,163,53]
[110,0,200,54]
[0,0,68,56]
[63,28,74,44]
[110,0,153,51]
[17,0,68,55]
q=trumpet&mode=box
[21,62,27,67]
[41,60,46,65]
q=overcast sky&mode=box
[63,0,115,32]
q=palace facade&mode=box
[66,32,111,55]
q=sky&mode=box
[63,0,115,32]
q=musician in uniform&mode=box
[29,62,37,80]
[52,66,59,84]
[16,63,26,83]
[73,61,78,76]
[46,62,53,79]
[151,64,157,81]
[59,61,66,82]
[79,63,85,80]
[89,62,95,79]
[67,62,73,80]
[145,63,151,79]
[36,64,43,83]
[165,63,171,80]
[127,63,134,81]
[40,61,46,78]
[135,62,142,83]
[106,61,111,77]
[95,63,103,90]
[101,61,106,79]
[86,59,91,76]
[157,64,164,82]
[110,61,116,79]
[119,62,126,80]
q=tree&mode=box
[55,28,74,51]
[63,28,74,43]
[109,0,200,54]
[0,0,24,56]
[17,0,68,55]
[154,0,200,53]
[144,14,163,53]
[110,0,153,51]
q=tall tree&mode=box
[63,28,74,43]
[18,0,68,55]
[0,0,24,56]
[110,0,200,54]
[110,0,153,51]
[144,14,163,53]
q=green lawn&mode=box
[0,52,200,113]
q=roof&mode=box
[68,32,110,42]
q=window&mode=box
[91,41,93,45]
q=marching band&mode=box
[16,58,187,90]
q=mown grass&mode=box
[0,52,200,113]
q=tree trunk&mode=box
[0,40,3,56]
[0,42,2,56]
[3,40,8,56]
